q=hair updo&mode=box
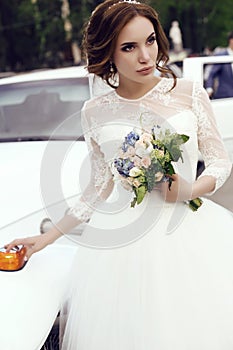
[82,0,176,88]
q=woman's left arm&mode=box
[192,81,232,195]
[161,82,231,203]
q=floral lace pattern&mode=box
[67,201,94,223]
[192,81,231,193]
[147,78,176,106]
[67,109,113,223]
[68,78,231,220]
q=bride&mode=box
[6,1,233,349]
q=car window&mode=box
[0,77,90,141]
[203,62,233,99]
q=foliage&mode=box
[35,0,65,68]
[69,0,102,44]
[0,0,64,71]
[0,0,232,72]
[149,0,233,53]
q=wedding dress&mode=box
[60,78,233,350]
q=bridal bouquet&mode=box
[114,125,203,211]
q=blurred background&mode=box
[0,0,232,75]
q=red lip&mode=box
[137,66,154,73]
[136,66,154,73]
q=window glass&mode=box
[0,78,90,141]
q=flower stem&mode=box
[187,197,203,211]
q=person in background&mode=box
[205,31,233,99]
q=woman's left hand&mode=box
[160,174,193,203]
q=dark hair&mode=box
[82,0,176,89]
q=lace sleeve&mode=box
[192,81,232,194]
[66,102,114,221]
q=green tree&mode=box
[0,0,65,71]
[0,0,38,71]
[32,0,65,68]
[0,0,232,72]
[150,0,233,53]
[69,0,102,45]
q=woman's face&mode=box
[113,15,158,86]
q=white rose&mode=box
[129,167,142,177]
[155,171,164,182]
[135,143,153,157]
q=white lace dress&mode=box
[60,78,233,350]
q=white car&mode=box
[0,66,97,350]
[0,66,93,230]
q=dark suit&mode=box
[205,50,233,99]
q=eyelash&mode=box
[121,36,156,52]
[121,45,134,52]
[147,35,156,45]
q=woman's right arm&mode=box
[6,153,113,259]
[6,106,114,259]
[5,139,114,259]
[5,214,82,259]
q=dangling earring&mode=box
[109,61,115,74]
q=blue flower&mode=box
[122,131,139,151]
[122,141,128,152]
[114,158,134,177]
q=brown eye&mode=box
[121,44,135,52]
[147,35,156,45]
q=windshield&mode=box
[0,77,90,141]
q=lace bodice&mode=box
[67,78,231,221]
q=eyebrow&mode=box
[120,31,156,47]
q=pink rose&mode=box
[133,156,142,167]
[140,132,153,143]
[141,156,151,168]
[135,139,145,148]
[125,146,136,157]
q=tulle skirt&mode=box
[60,196,233,350]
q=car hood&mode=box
[0,140,88,229]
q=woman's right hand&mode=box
[4,214,81,260]
[5,233,52,260]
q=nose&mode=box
[138,46,150,63]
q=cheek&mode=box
[114,53,132,70]
[113,52,120,67]
[152,43,159,57]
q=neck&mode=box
[116,77,161,99]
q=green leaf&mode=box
[136,185,147,205]
[165,162,175,175]
[180,134,189,143]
